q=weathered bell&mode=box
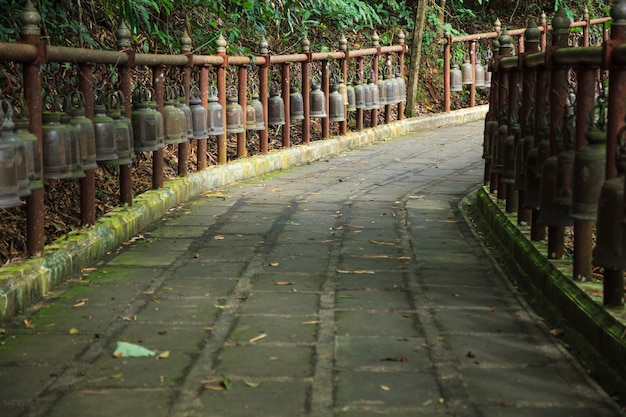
[502,127,518,184]
[362,81,373,110]
[226,94,245,133]
[60,106,85,179]
[552,149,576,208]
[354,80,365,109]
[366,78,379,110]
[266,86,285,126]
[328,79,345,122]
[337,79,348,108]
[484,49,493,88]
[14,117,42,191]
[571,126,606,221]
[189,88,208,140]
[68,93,98,170]
[250,89,265,130]
[2,104,30,196]
[346,83,356,112]
[594,176,625,269]
[492,124,508,175]
[93,102,118,161]
[310,82,327,118]
[395,68,406,102]
[131,88,160,152]
[106,101,134,166]
[450,62,462,92]
[245,99,257,130]
[461,55,474,85]
[385,73,396,104]
[146,96,165,149]
[0,103,21,207]
[482,120,498,160]
[524,139,550,210]
[42,111,73,179]
[475,54,485,88]
[178,88,194,140]
[290,86,304,121]
[515,135,533,191]
[206,86,224,136]
[379,77,388,106]
[538,156,572,227]
[163,95,186,144]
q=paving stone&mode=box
[46,389,171,417]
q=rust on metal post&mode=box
[496,29,513,202]
[321,60,330,138]
[197,66,209,169]
[505,64,519,213]
[152,66,165,189]
[356,56,364,131]
[259,38,270,153]
[443,32,451,113]
[77,64,97,223]
[116,21,133,204]
[371,31,380,127]
[237,65,247,157]
[540,12,548,51]
[339,35,348,135]
[281,63,291,147]
[216,34,228,164]
[20,0,45,257]
[302,36,311,144]
[385,53,392,124]
[398,30,406,119]
[469,41,476,108]
[583,6,590,47]
[178,31,193,175]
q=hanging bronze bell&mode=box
[206,86,224,136]
[538,156,573,227]
[492,124,508,175]
[290,86,304,121]
[385,73,396,104]
[14,116,42,191]
[515,135,533,191]
[309,81,327,118]
[461,55,474,85]
[552,149,576,209]
[362,81,373,110]
[571,126,606,221]
[93,102,118,161]
[379,76,388,106]
[189,87,208,140]
[524,141,548,210]
[245,98,257,130]
[484,49,493,88]
[268,85,286,125]
[367,78,380,110]
[163,93,186,144]
[475,54,485,88]
[178,87,194,140]
[337,78,348,108]
[42,110,73,179]
[395,67,406,102]
[106,95,134,166]
[0,101,21,208]
[594,176,626,269]
[354,80,365,110]
[450,62,462,92]
[502,127,518,184]
[226,94,245,133]
[60,105,85,179]
[346,83,356,112]
[250,88,265,130]
[68,92,97,170]
[146,95,165,149]
[2,103,30,196]
[328,79,345,123]
[131,88,160,152]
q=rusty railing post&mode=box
[443,31,451,113]
[398,30,406,119]
[282,62,291,147]
[540,12,548,51]
[601,0,626,305]
[20,0,45,256]
[78,63,97,220]
[152,65,165,189]
[237,64,247,157]
[371,31,380,127]
[116,22,133,203]
[495,28,512,202]
[302,35,311,144]
[197,65,209,169]
[545,8,571,260]
[216,34,228,164]
[356,56,364,131]
[583,6,590,47]
[259,38,270,153]
[179,30,193,174]
[321,59,330,138]
[469,41,476,108]
[517,19,540,226]
[339,34,348,135]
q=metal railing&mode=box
[0,1,407,263]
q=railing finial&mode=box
[611,0,626,25]
[216,33,227,53]
[115,21,132,49]
[180,30,192,53]
[19,0,41,37]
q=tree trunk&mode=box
[405,0,429,117]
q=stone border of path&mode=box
[0,107,487,322]
[466,186,626,399]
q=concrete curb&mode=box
[0,106,488,322]
[468,185,626,379]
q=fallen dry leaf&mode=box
[336,270,375,275]
[214,235,225,240]
[73,300,87,308]
[249,333,267,343]
[68,328,79,335]
[380,385,391,391]
[368,240,396,246]
[156,350,170,360]
[274,281,294,286]
[381,355,409,362]
[203,384,226,391]
[549,328,565,337]
[23,319,32,329]
[269,262,280,267]
[301,320,320,325]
